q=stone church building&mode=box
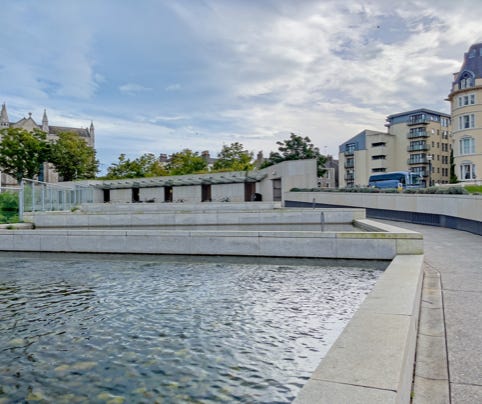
[0,103,95,185]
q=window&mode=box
[345,143,356,153]
[372,155,386,160]
[460,137,475,155]
[441,117,450,127]
[372,168,386,173]
[458,94,476,106]
[459,114,475,129]
[371,142,386,147]
[460,163,476,180]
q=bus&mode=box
[368,171,423,189]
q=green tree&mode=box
[0,127,49,182]
[449,148,458,183]
[105,153,168,179]
[213,142,254,172]
[167,149,207,175]
[49,131,99,181]
[262,133,326,176]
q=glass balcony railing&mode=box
[407,131,429,139]
[407,144,430,152]
[407,157,428,165]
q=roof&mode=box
[386,108,450,120]
[454,42,482,82]
[96,171,268,189]
[49,125,91,137]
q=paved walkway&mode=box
[381,221,482,404]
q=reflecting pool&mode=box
[0,253,385,403]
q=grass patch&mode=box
[464,185,482,194]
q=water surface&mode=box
[0,254,384,403]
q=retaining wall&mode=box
[286,192,482,235]
[295,254,424,403]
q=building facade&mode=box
[0,103,94,185]
[339,109,451,188]
[386,109,451,187]
[339,129,396,187]
[447,42,482,182]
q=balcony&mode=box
[407,130,429,139]
[344,161,354,168]
[407,157,428,165]
[344,150,354,156]
[344,174,355,181]
[407,144,430,152]
[407,118,429,126]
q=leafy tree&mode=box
[167,149,207,175]
[105,153,168,179]
[49,131,99,181]
[262,133,326,176]
[213,142,254,172]
[0,127,49,182]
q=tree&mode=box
[262,133,326,176]
[213,142,254,172]
[105,153,168,179]
[0,127,49,182]
[49,131,99,181]
[449,148,458,183]
[167,149,207,175]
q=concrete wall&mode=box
[258,159,317,202]
[295,254,424,403]
[211,183,245,202]
[286,191,482,223]
[140,187,165,202]
[0,220,422,259]
[173,185,201,203]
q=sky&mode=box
[2,0,482,174]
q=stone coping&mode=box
[294,254,424,403]
[0,220,423,258]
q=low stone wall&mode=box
[295,254,424,403]
[26,207,366,229]
[286,191,482,235]
[0,219,422,259]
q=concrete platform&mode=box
[379,221,482,404]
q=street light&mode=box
[427,154,433,187]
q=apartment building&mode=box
[339,130,395,187]
[386,109,451,187]
[447,42,482,182]
[339,109,451,188]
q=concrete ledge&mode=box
[0,228,423,258]
[25,208,367,229]
[294,254,424,403]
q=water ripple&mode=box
[0,254,383,403]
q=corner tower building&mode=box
[448,43,482,182]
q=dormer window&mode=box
[459,70,475,89]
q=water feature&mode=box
[0,253,385,403]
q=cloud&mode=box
[119,83,153,95]
[3,0,482,167]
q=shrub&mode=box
[0,192,18,211]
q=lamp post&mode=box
[427,154,433,187]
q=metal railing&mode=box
[19,179,95,220]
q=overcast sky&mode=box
[2,0,482,173]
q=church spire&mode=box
[1,103,9,127]
[89,120,95,145]
[42,109,49,132]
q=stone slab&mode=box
[412,376,449,404]
[414,334,448,380]
[443,290,482,386]
[294,380,397,404]
[451,382,482,404]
